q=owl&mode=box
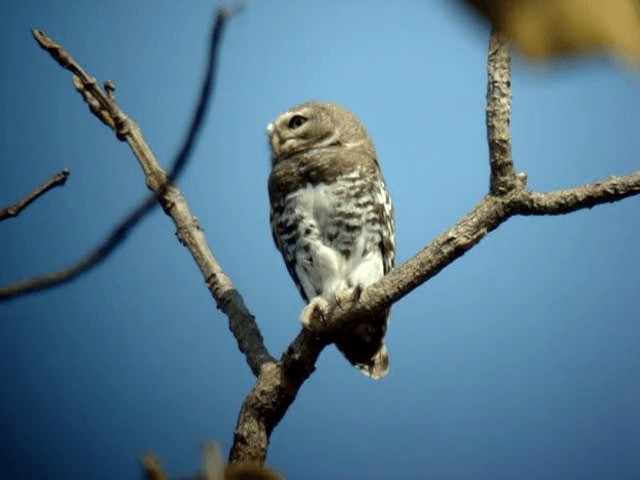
[267,101,396,379]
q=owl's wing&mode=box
[379,184,396,275]
[270,203,310,303]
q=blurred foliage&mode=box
[464,0,640,66]
[223,462,284,480]
[141,444,285,480]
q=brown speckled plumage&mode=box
[267,102,395,379]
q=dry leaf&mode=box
[464,0,640,65]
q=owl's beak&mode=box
[267,123,281,156]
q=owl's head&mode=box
[267,101,375,163]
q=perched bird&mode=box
[267,101,396,379]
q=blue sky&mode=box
[1,1,639,479]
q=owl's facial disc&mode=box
[268,107,339,160]
[267,110,312,158]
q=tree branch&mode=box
[230,330,326,463]
[1,10,227,298]
[512,172,640,214]
[229,196,508,462]
[0,169,69,221]
[486,30,518,194]
[228,29,640,463]
[0,7,273,375]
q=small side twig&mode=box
[0,169,69,221]
[513,173,640,214]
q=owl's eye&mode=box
[288,115,307,130]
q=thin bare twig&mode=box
[0,169,69,221]
[486,30,518,194]
[514,173,640,214]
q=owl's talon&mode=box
[350,284,363,302]
[336,285,362,307]
[300,297,331,331]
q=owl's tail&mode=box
[335,310,390,379]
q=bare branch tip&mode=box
[31,28,58,52]
[58,169,70,185]
[31,28,46,45]
[219,2,246,19]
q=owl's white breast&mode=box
[286,175,357,239]
[282,175,385,299]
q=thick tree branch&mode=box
[229,29,640,463]
[343,169,640,322]
[0,169,69,221]
[229,196,507,462]
[231,164,640,462]
[230,330,326,463]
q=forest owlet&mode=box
[267,101,396,379]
